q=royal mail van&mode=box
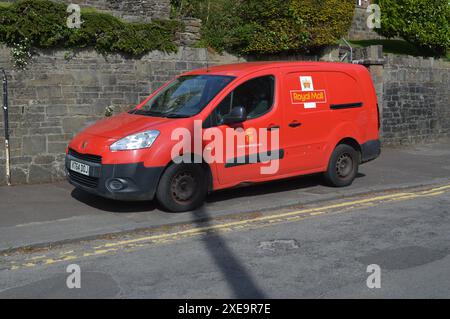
[66,62,381,212]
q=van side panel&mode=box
[325,70,367,149]
[323,66,380,162]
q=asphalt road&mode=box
[1,183,450,298]
[1,142,450,251]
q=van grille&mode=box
[68,171,99,188]
[68,148,102,164]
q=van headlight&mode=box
[110,130,160,151]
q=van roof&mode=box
[182,61,366,78]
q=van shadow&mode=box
[206,172,366,204]
[70,188,157,213]
[70,172,365,213]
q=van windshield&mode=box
[132,75,235,118]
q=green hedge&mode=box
[172,0,355,55]
[0,0,182,66]
[374,0,450,56]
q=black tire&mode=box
[156,163,207,212]
[324,144,359,187]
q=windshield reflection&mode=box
[131,75,235,118]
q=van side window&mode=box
[213,75,275,125]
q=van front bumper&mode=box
[65,154,164,201]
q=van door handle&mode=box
[267,125,280,131]
[289,122,302,128]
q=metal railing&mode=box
[340,38,354,63]
[1,68,11,186]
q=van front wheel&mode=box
[324,144,359,187]
[156,163,207,212]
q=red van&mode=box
[66,62,381,212]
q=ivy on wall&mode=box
[0,0,183,68]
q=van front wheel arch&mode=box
[324,144,359,187]
[156,163,208,212]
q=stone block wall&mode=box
[1,43,450,185]
[381,55,450,145]
[177,18,202,47]
[0,46,241,185]
[356,46,450,145]
[348,5,384,40]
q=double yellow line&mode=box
[97,184,450,249]
[6,183,450,271]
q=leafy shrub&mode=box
[374,0,450,55]
[0,0,182,66]
[172,0,355,55]
[289,0,356,48]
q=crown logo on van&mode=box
[303,81,311,89]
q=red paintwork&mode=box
[68,62,380,191]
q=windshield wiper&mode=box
[164,113,191,118]
[132,109,166,117]
[130,109,191,118]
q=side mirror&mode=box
[223,106,247,125]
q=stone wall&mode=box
[355,46,450,145]
[348,5,383,40]
[1,43,449,185]
[381,55,450,145]
[177,18,202,47]
[4,0,171,22]
[0,46,241,185]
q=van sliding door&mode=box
[280,70,332,174]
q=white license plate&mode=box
[70,160,90,176]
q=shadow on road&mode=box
[207,173,323,203]
[71,173,366,214]
[71,188,157,213]
[191,206,267,298]
[207,172,365,203]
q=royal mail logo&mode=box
[290,90,327,104]
[291,76,327,109]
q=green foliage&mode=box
[171,0,209,19]
[0,0,182,66]
[104,105,115,117]
[374,0,450,56]
[349,39,432,57]
[171,0,355,55]
[289,0,355,48]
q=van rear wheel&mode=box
[156,163,207,212]
[324,144,359,187]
